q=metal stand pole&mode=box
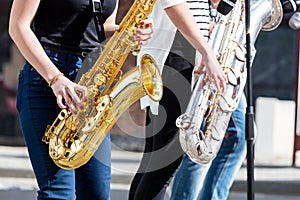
[245,0,255,199]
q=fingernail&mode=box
[140,21,145,25]
[146,23,152,28]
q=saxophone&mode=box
[42,0,163,170]
[176,0,283,164]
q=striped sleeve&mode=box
[186,0,210,40]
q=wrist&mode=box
[199,43,212,58]
[48,73,64,87]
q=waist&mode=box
[42,45,90,58]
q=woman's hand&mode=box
[136,18,154,45]
[50,75,88,114]
[194,49,227,92]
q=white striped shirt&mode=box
[187,0,211,40]
[170,0,211,66]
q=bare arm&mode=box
[104,0,119,37]
[9,0,61,84]
[9,0,87,113]
[164,2,226,91]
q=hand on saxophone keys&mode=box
[132,18,154,55]
[49,74,88,115]
[193,52,227,92]
[136,18,154,45]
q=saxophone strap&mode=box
[91,0,106,41]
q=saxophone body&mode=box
[176,0,283,164]
[42,0,163,170]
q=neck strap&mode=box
[91,0,106,41]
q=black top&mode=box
[33,0,116,52]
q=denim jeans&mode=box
[16,50,111,200]
[170,93,247,200]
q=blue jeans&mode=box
[16,50,111,200]
[170,93,247,200]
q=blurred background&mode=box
[0,0,300,165]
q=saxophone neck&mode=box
[118,0,157,30]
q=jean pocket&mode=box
[16,69,24,112]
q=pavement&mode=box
[1,145,300,200]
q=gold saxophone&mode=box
[176,0,283,164]
[42,0,162,170]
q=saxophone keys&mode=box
[93,74,106,86]
[176,114,191,129]
[227,70,238,86]
[49,140,65,160]
[235,44,246,62]
[70,139,83,154]
[81,95,110,132]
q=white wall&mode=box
[255,97,295,165]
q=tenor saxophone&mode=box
[176,0,283,164]
[42,0,163,170]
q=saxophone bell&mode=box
[177,80,219,164]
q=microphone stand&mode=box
[244,0,255,199]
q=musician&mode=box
[129,0,247,199]
[8,0,153,199]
